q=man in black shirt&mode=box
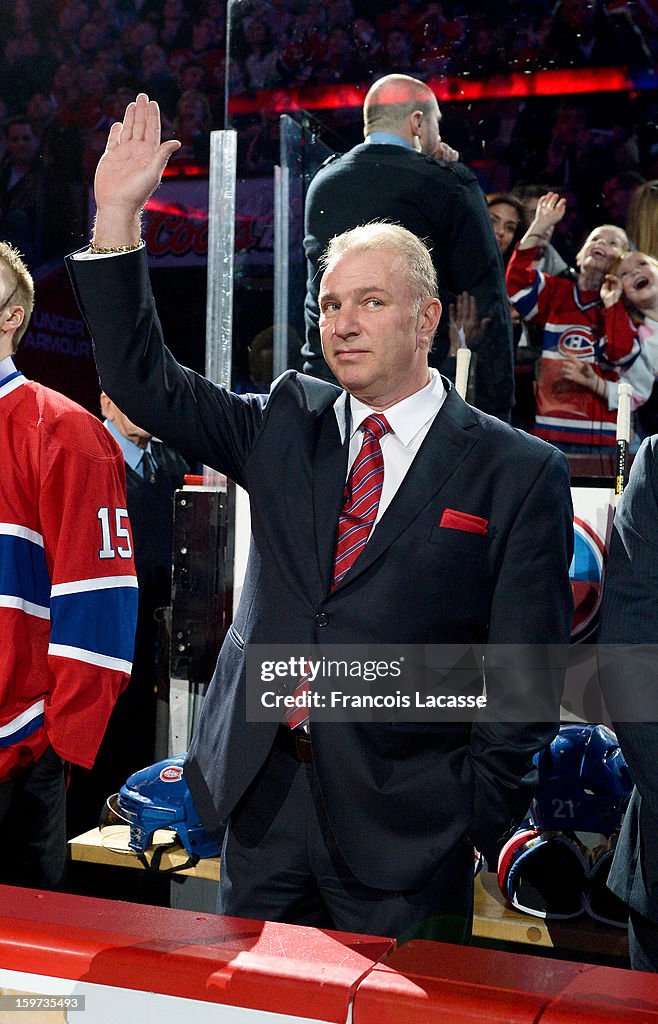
[303,74,514,420]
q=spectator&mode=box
[487,193,524,266]
[239,16,279,90]
[78,19,108,68]
[507,191,639,451]
[352,17,386,81]
[511,183,573,276]
[626,179,658,260]
[542,0,651,70]
[0,117,44,265]
[381,29,417,78]
[49,64,82,126]
[600,170,646,228]
[140,42,180,119]
[68,392,191,833]
[562,250,658,442]
[170,89,211,167]
[487,192,537,429]
[159,0,192,50]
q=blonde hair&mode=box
[0,242,34,350]
[320,221,438,315]
[626,181,658,261]
[576,224,630,267]
[612,249,658,322]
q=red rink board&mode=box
[353,939,658,1023]
[0,885,392,1021]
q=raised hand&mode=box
[601,272,622,308]
[520,192,566,249]
[92,93,181,248]
[433,140,459,163]
[448,291,491,355]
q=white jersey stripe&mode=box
[0,522,44,547]
[48,643,132,674]
[0,594,50,619]
[0,700,45,739]
[0,375,26,400]
[50,575,139,597]
[538,415,617,432]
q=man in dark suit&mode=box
[303,74,514,421]
[68,94,573,942]
[598,437,658,971]
[67,393,191,837]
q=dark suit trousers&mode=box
[218,739,474,943]
[629,910,658,972]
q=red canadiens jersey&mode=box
[0,364,138,780]
[507,246,640,447]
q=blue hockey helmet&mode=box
[100,755,222,864]
[531,724,632,836]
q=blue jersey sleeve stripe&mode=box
[0,534,51,610]
[0,700,46,739]
[50,587,138,664]
[0,713,45,748]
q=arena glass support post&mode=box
[169,130,239,764]
[273,162,290,379]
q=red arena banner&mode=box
[87,178,275,271]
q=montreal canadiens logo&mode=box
[570,517,606,642]
[557,326,596,359]
[159,765,184,783]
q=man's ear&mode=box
[0,305,24,335]
[417,297,442,349]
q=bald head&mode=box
[364,74,438,136]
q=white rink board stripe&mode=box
[0,969,340,1024]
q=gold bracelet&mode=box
[89,241,142,254]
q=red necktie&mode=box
[284,658,313,730]
[286,414,390,730]
[332,413,390,589]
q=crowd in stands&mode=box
[1,0,658,440]
[0,1,657,263]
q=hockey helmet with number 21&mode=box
[531,723,632,836]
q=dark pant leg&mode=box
[0,745,67,889]
[219,740,473,943]
[629,909,658,972]
[308,770,474,944]
[218,745,331,926]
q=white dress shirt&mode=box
[333,368,447,526]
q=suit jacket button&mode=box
[315,612,329,627]
[276,683,288,696]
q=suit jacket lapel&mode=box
[330,387,481,592]
[312,402,350,590]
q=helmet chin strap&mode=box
[137,841,200,875]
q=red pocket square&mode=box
[439,508,489,535]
